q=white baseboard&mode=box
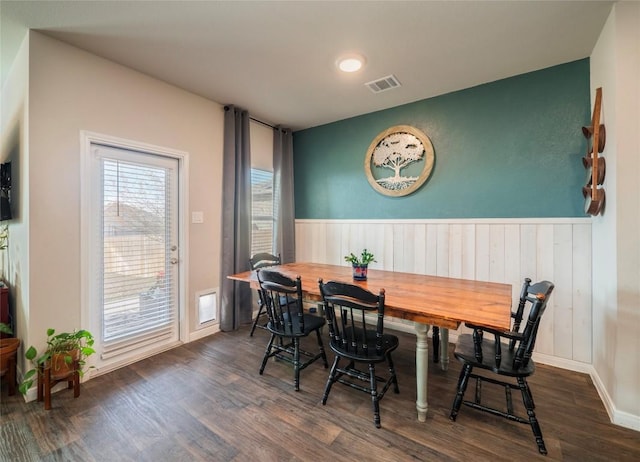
[611,408,640,431]
[589,365,640,431]
[531,351,594,374]
[188,323,220,342]
[533,352,639,431]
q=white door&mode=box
[89,143,181,367]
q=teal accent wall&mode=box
[293,59,590,219]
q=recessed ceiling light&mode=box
[337,54,365,73]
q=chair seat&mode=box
[267,313,325,337]
[454,334,536,377]
[330,328,398,363]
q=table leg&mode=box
[414,322,430,422]
[439,328,449,371]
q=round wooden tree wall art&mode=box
[364,125,435,197]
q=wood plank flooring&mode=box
[1,326,639,461]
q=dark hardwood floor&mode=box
[1,326,639,461]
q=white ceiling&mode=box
[1,1,614,131]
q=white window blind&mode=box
[251,168,274,256]
[98,150,179,359]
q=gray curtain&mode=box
[273,127,296,263]
[220,105,252,331]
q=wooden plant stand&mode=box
[37,360,80,410]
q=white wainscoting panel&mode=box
[296,218,592,365]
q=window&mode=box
[251,168,274,255]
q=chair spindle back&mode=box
[319,280,386,357]
[257,269,305,333]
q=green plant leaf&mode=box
[25,346,37,360]
[344,248,376,265]
[18,381,33,395]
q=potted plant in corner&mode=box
[19,328,95,397]
[344,248,376,281]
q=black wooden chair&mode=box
[318,279,400,428]
[256,269,328,391]
[249,253,281,336]
[449,278,555,455]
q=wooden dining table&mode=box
[228,262,512,422]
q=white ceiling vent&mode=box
[365,74,401,94]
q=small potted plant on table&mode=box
[344,249,376,281]
[19,328,95,409]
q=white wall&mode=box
[590,1,640,430]
[23,32,224,365]
[611,1,640,425]
[250,120,274,171]
[0,33,29,353]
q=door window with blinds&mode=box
[90,144,180,363]
[251,169,274,255]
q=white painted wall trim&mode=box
[189,324,221,342]
[532,351,593,374]
[591,367,640,431]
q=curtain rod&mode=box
[224,105,285,131]
[251,116,289,134]
[249,116,277,130]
